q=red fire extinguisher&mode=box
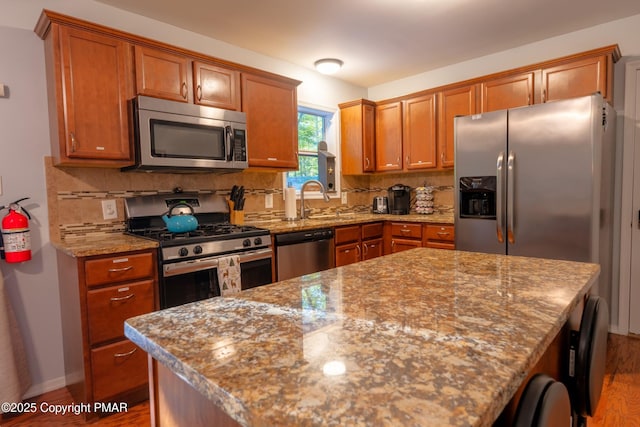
[1,197,32,263]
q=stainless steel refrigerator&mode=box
[454,93,615,301]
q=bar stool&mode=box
[514,373,572,427]
[567,295,609,427]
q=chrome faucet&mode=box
[300,179,330,219]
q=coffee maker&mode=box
[388,184,411,215]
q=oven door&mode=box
[160,248,272,309]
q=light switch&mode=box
[102,199,117,220]
[265,193,273,209]
[0,176,2,196]
[341,191,348,204]
[0,84,5,98]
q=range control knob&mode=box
[193,245,203,255]
[178,247,189,257]
[254,237,263,245]
[242,238,251,247]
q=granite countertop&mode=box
[125,248,598,427]
[248,212,454,234]
[51,234,158,257]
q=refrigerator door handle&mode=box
[496,152,505,243]
[507,150,515,244]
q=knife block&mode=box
[230,210,244,225]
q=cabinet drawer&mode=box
[390,222,422,239]
[334,225,361,245]
[361,222,383,240]
[425,224,455,242]
[87,280,155,344]
[91,339,148,401]
[426,241,455,250]
[85,252,155,287]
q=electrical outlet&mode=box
[265,193,273,209]
[101,199,118,220]
[341,191,348,204]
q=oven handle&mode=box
[163,248,273,277]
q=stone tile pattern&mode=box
[125,248,599,427]
[44,157,454,241]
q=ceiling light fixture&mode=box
[314,58,343,75]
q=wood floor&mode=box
[2,333,639,426]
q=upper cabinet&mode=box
[481,72,534,113]
[340,44,619,175]
[193,61,241,110]
[438,84,478,169]
[36,10,298,170]
[339,99,376,174]
[541,55,610,103]
[403,93,437,170]
[375,101,403,172]
[241,73,299,169]
[134,46,191,103]
[37,19,134,167]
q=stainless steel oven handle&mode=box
[163,248,273,277]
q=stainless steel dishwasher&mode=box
[275,228,335,281]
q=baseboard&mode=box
[23,376,67,399]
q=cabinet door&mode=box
[193,61,241,110]
[339,100,376,174]
[542,55,608,103]
[91,340,148,401]
[134,45,190,102]
[375,102,403,171]
[481,72,534,112]
[335,242,361,267]
[438,85,478,168]
[390,238,422,254]
[403,93,437,170]
[241,73,299,169]
[362,238,383,260]
[57,26,132,163]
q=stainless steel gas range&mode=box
[124,192,272,309]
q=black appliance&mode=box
[458,176,496,219]
[124,192,272,309]
[388,184,411,215]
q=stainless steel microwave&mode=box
[122,95,248,173]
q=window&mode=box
[285,105,338,195]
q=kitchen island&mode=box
[125,248,599,427]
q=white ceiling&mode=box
[95,0,640,88]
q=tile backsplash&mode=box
[44,157,454,241]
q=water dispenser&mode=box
[459,176,496,218]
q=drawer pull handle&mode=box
[110,293,134,302]
[436,232,450,237]
[114,348,137,358]
[108,266,133,273]
[400,228,411,233]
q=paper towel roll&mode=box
[285,187,297,219]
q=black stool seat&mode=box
[514,374,572,427]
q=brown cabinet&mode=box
[335,222,384,266]
[340,99,376,174]
[424,224,455,250]
[39,21,133,167]
[541,55,610,103]
[481,72,534,112]
[134,45,191,102]
[375,101,403,171]
[388,222,423,254]
[57,248,157,418]
[241,73,300,169]
[403,93,438,170]
[193,61,241,110]
[437,84,479,169]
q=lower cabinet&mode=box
[424,224,455,249]
[387,222,423,254]
[335,222,384,267]
[57,248,157,419]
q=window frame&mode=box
[283,103,340,200]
